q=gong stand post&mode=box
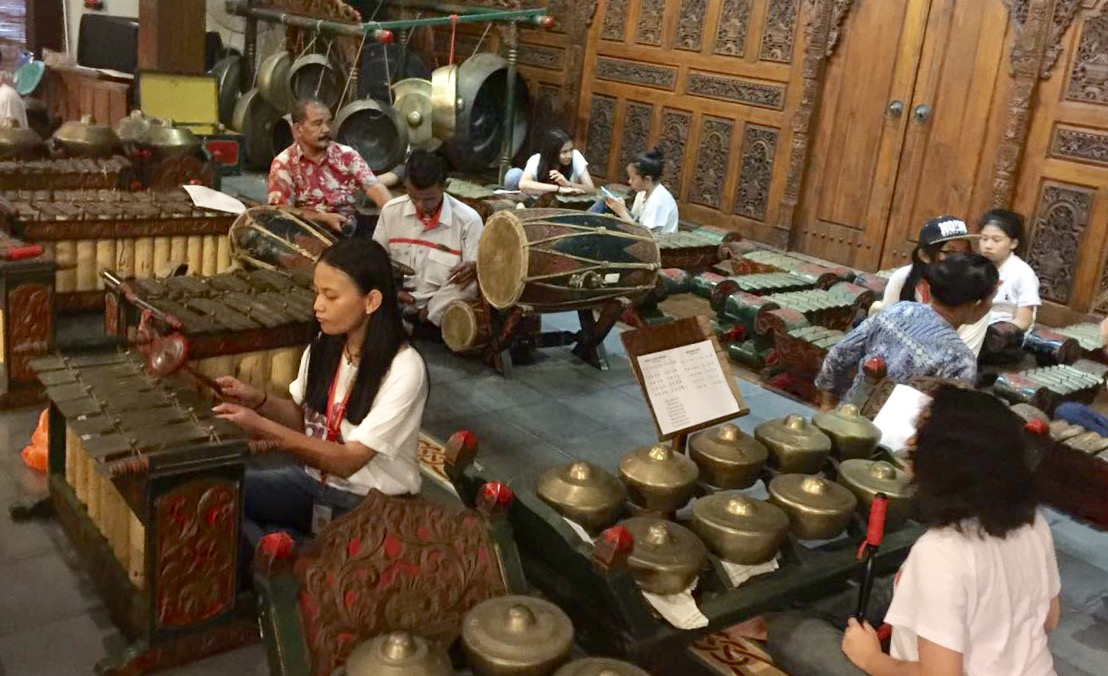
[498,9,520,183]
[243,0,257,88]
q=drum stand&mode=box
[485,299,628,377]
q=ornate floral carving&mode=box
[8,283,52,383]
[596,57,678,90]
[660,109,692,198]
[686,71,785,109]
[1004,0,1085,78]
[295,491,507,676]
[675,0,709,51]
[735,126,779,222]
[760,0,801,62]
[635,0,667,46]
[826,0,856,57]
[1066,10,1108,103]
[559,1,601,136]
[585,96,617,179]
[1050,126,1108,166]
[691,117,733,209]
[517,45,565,70]
[620,103,655,178]
[154,479,239,629]
[1096,261,1108,313]
[1026,183,1094,303]
[601,0,629,41]
[715,0,753,56]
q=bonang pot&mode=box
[756,414,833,474]
[836,459,914,530]
[462,595,574,676]
[768,473,857,540]
[554,657,651,675]
[536,461,627,534]
[688,423,768,489]
[340,631,452,676]
[620,516,707,595]
[691,494,790,565]
[812,404,882,460]
[619,443,699,513]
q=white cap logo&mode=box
[937,219,968,238]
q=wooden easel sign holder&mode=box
[621,315,749,446]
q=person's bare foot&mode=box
[731,615,769,641]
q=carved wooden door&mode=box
[793,0,933,270]
[795,0,1016,270]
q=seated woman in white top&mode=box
[516,128,594,196]
[213,238,428,552]
[978,209,1041,364]
[878,215,989,356]
[604,146,679,235]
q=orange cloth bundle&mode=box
[20,409,48,472]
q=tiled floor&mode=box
[1,312,1105,674]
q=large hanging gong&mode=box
[430,64,459,141]
[271,114,295,157]
[443,53,530,172]
[288,53,345,111]
[232,88,283,169]
[392,78,435,150]
[333,98,408,172]
[257,51,295,112]
[210,55,246,128]
[358,43,431,102]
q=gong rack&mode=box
[226,0,555,179]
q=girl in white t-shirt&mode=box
[841,387,1061,676]
[978,210,1041,364]
[604,146,679,234]
[213,238,428,552]
[516,128,595,196]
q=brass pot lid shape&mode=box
[115,109,155,144]
[621,517,706,595]
[769,474,857,516]
[689,424,768,481]
[837,459,913,502]
[462,595,574,673]
[139,119,201,157]
[756,415,833,472]
[692,494,789,565]
[392,77,435,149]
[812,405,881,448]
[0,117,45,159]
[554,657,652,676]
[536,461,627,533]
[619,444,699,492]
[52,114,121,157]
[344,631,452,676]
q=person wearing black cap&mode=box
[876,216,989,357]
[816,253,998,409]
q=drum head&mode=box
[441,301,480,354]
[477,211,528,310]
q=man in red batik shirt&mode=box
[267,98,392,235]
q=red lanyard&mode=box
[324,360,351,443]
[417,204,442,231]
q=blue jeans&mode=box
[587,198,609,214]
[504,167,523,190]
[240,462,364,559]
[1054,402,1108,436]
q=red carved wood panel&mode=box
[1014,0,1108,325]
[7,283,52,384]
[577,0,802,246]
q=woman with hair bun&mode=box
[604,146,679,234]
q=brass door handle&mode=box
[913,104,932,122]
[886,100,904,119]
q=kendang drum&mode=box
[441,299,491,355]
[477,209,660,312]
[229,206,336,280]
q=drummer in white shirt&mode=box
[372,149,483,330]
[601,146,679,235]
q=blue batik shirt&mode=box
[815,302,978,402]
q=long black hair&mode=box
[911,386,1037,537]
[900,239,954,303]
[535,128,574,185]
[978,209,1026,257]
[304,238,406,424]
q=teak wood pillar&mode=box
[138,0,207,74]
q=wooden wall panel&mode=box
[1014,1,1108,325]
[576,0,805,245]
